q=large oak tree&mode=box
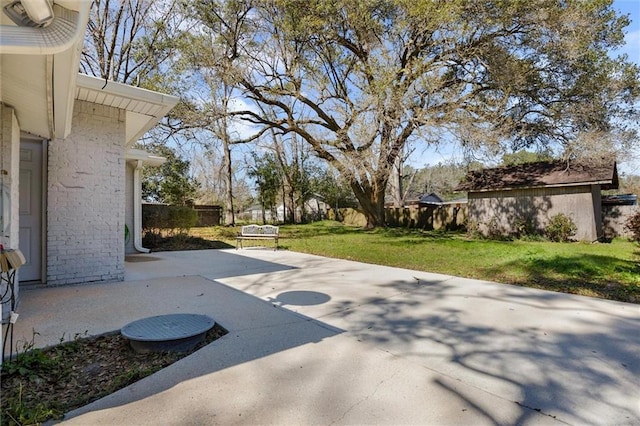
[181,0,639,227]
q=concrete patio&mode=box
[10,248,640,425]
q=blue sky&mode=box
[612,1,640,174]
[613,0,640,65]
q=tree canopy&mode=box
[141,144,200,206]
[188,0,639,227]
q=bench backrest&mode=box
[241,225,279,236]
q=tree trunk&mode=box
[288,189,296,223]
[281,188,286,223]
[222,141,235,226]
[388,155,403,207]
[351,181,386,228]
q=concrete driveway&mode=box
[10,248,640,425]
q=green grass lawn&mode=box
[191,221,640,303]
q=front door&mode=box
[19,140,43,282]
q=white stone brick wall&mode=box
[47,101,126,285]
[0,105,20,250]
[0,104,21,322]
[124,162,135,254]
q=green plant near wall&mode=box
[124,224,130,244]
[625,210,640,242]
[545,213,577,242]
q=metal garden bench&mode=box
[236,225,279,250]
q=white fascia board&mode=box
[54,45,83,139]
[125,148,166,167]
[76,74,179,146]
[125,110,164,147]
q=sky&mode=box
[408,0,640,173]
[613,0,640,65]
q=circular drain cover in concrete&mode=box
[121,313,215,353]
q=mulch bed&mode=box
[1,324,227,425]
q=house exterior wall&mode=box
[0,105,20,250]
[0,104,21,321]
[47,100,126,285]
[124,162,135,254]
[468,185,598,241]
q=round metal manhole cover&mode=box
[121,313,215,353]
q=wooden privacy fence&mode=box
[143,204,222,229]
[333,204,468,230]
[385,204,467,230]
[193,205,222,227]
[602,205,639,239]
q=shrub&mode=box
[513,215,539,239]
[483,216,513,241]
[464,220,481,239]
[545,213,577,242]
[624,209,640,242]
[486,216,502,239]
[142,205,197,236]
[166,206,198,235]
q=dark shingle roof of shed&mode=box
[455,160,618,192]
[418,193,444,204]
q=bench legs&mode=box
[236,237,278,251]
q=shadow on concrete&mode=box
[325,278,639,425]
[124,249,297,282]
[15,250,640,424]
[268,291,332,307]
[61,280,343,422]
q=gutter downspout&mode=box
[133,160,150,253]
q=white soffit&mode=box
[0,1,90,139]
[125,148,166,167]
[0,54,50,138]
[75,74,179,145]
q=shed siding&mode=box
[47,100,126,285]
[468,185,598,241]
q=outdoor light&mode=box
[3,0,54,28]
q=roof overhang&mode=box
[0,1,91,140]
[456,160,619,193]
[125,148,166,167]
[466,180,615,193]
[75,74,180,146]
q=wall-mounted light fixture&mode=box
[3,0,54,28]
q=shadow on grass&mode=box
[281,222,366,239]
[484,254,640,303]
[284,222,465,241]
[143,235,234,251]
[371,227,462,240]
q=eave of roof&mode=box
[455,160,619,192]
[75,74,179,146]
[0,1,91,139]
[125,148,166,167]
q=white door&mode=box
[19,140,43,282]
